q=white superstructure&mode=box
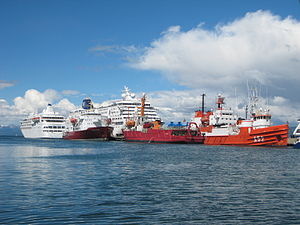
[191,93,275,137]
[293,120,300,147]
[97,86,160,138]
[190,94,239,136]
[293,120,300,137]
[20,104,66,138]
[65,98,109,132]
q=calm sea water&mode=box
[0,136,300,224]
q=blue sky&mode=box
[1,0,300,124]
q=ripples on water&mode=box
[0,136,300,224]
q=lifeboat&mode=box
[143,122,153,129]
[70,118,77,125]
[126,120,135,128]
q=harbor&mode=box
[1,1,300,224]
[19,86,299,148]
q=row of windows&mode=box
[221,113,233,116]
[118,103,151,106]
[112,117,123,120]
[44,126,65,129]
[45,120,65,122]
[121,106,154,110]
[43,130,63,133]
[21,122,32,125]
[254,116,271,120]
[217,118,236,121]
[42,117,64,119]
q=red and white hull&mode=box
[63,127,113,140]
[191,94,289,147]
[203,124,289,146]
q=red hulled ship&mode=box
[191,93,288,146]
[63,127,113,140]
[124,121,204,144]
[63,98,113,140]
[123,94,204,144]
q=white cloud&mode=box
[0,98,25,125]
[272,96,287,105]
[54,98,76,115]
[148,89,300,125]
[0,99,9,108]
[148,89,234,123]
[131,10,300,100]
[61,90,80,96]
[13,89,60,114]
[127,10,300,124]
[89,44,138,54]
[0,89,76,125]
[0,80,14,89]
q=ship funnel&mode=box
[201,93,206,112]
[82,98,93,109]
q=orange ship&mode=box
[191,94,288,146]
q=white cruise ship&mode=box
[20,104,66,138]
[97,86,161,138]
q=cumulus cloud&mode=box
[0,99,9,108]
[148,90,202,123]
[54,98,77,115]
[13,89,60,114]
[148,89,245,123]
[126,10,300,124]
[0,99,22,125]
[272,96,287,105]
[131,10,300,100]
[0,89,77,125]
[0,80,15,89]
[148,89,300,125]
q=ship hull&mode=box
[21,126,63,139]
[294,141,300,149]
[63,127,113,140]
[124,129,204,144]
[204,124,289,146]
